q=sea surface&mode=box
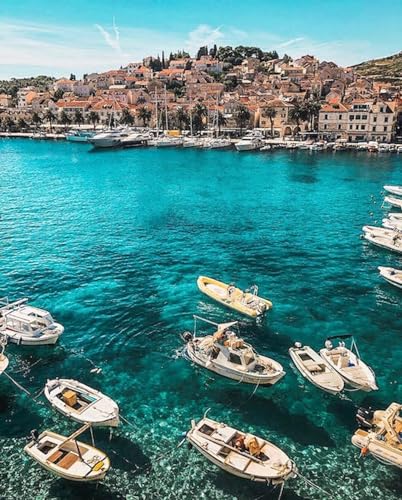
[0,139,401,500]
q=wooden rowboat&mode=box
[197,276,272,318]
[187,415,297,484]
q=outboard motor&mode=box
[29,429,39,443]
[356,407,374,430]
[181,331,193,343]
[325,340,333,350]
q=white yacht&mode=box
[183,137,203,148]
[148,136,183,147]
[89,129,128,149]
[182,316,285,386]
[65,130,95,143]
[120,131,151,148]
[205,138,232,150]
[0,297,64,346]
[235,132,264,152]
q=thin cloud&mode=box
[279,37,305,48]
[95,17,121,52]
[185,24,224,52]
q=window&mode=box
[349,124,353,130]
[324,124,327,130]
[384,126,387,131]
[361,125,365,130]
[339,114,342,120]
[349,115,354,120]
[373,117,377,123]
[356,125,359,130]
[338,124,341,130]
[324,114,328,120]
[384,117,389,123]
[372,126,376,132]
[229,353,242,365]
[356,115,361,120]
[362,115,367,120]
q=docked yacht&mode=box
[187,415,297,484]
[384,196,402,209]
[352,403,402,469]
[89,129,128,149]
[148,136,183,147]
[289,343,344,395]
[384,185,402,197]
[378,266,402,289]
[319,336,377,392]
[182,316,285,386]
[234,132,264,152]
[205,138,232,150]
[197,276,272,318]
[0,298,63,345]
[44,379,120,427]
[24,424,110,481]
[183,137,203,148]
[120,131,151,148]
[0,337,9,375]
[65,130,95,143]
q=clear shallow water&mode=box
[0,139,401,500]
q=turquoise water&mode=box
[0,139,401,500]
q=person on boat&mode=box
[227,284,235,299]
[234,435,246,452]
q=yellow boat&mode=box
[197,276,272,318]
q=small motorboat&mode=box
[0,297,64,346]
[182,316,285,386]
[197,276,272,318]
[65,130,95,143]
[389,213,402,221]
[362,225,399,238]
[24,424,110,481]
[384,196,402,209]
[0,337,9,375]
[289,343,344,395]
[378,266,402,289]
[384,185,402,197]
[204,138,232,150]
[234,132,264,152]
[44,379,120,427]
[319,336,377,392]
[382,218,402,231]
[352,403,402,469]
[363,231,402,254]
[187,414,297,484]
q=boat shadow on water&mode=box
[48,479,126,500]
[209,388,335,448]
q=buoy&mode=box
[361,446,369,457]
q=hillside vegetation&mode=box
[352,52,402,82]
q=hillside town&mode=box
[1,46,402,143]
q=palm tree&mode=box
[175,107,189,131]
[262,107,277,137]
[44,109,56,131]
[235,106,251,135]
[192,103,207,133]
[17,117,28,131]
[32,112,42,130]
[74,109,84,127]
[138,107,151,127]
[216,111,226,136]
[289,102,307,135]
[305,99,321,131]
[4,116,15,131]
[120,108,134,126]
[59,110,71,128]
[88,111,99,129]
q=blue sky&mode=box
[0,0,401,79]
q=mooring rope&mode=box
[3,372,32,396]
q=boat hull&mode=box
[378,266,402,289]
[2,324,63,345]
[186,344,285,386]
[363,233,402,254]
[352,431,402,469]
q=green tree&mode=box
[235,106,251,135]
[196,46,208,59]
[138,107,152,127]
[175,107,189,131]
[120,108,134,126]
[216,111,226,135]
[3,116,15,131]
[53,89,64,101]
[74,109,84,127]
[69,73,76,81]
[192,103,207,133]
[88,111,99,129]
[44,109,56,131]
[262,107,277,137]
[59,110,71,128]
[305,99,321,130]
[17,117,27,130]
[31,112,42,129]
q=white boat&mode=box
[384,185,402,197]
[182,316,285,386]
[378,266,402,289]
[384,196,402,209]
[389,212,402,221]
[205,138,232,150]
[89,130,127,149]
[235,132,264,152]
[24,424,110,481]
[260,145,272,151]
[362,225,400,238]
[309,143,326,151]
[187,415,297,485]
[352,403,402,469]
[319,336,377,392]
[65,130,95,143]
[363,231,402,254]
[0,337,9,375]
[382,218,402,231]
[183,137,204,148]
[0,298,63,346]
[289,343,344,395]
[148,136,183,147]
[367,141,379,153]
[44,379,120,427]
[120,131,151,148]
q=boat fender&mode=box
[361,446,369,457]
[29,429,39,443]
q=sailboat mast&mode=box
[155,88,159,137]
[164,86,168,131]
[189,90,193,136]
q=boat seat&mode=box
[225,451,251,471]
[58,452,80,469]
[48,450,64,463]
[306,363,324,373]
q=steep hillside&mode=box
[352,52,402,82]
